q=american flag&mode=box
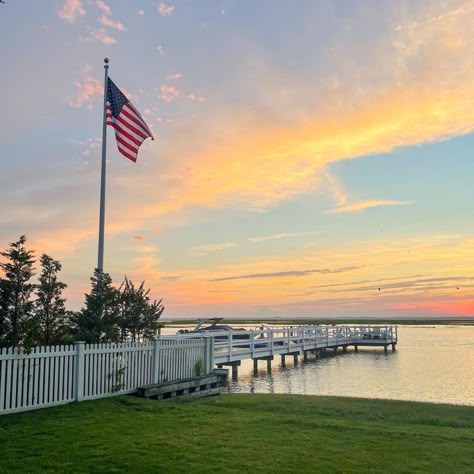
[106,78,154,162]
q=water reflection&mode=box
[227,326,474,405]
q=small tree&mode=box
[118,277,164,342]
[0,279,11,347]
[72,269,120,343]
[0,235,36,347]
[35,254,67,346]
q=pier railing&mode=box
[206,325,397,364]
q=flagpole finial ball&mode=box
[104,58,109,64]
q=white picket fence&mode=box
[0,336,214,415]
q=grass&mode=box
[1,394,473,473]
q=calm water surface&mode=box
[224,325,474,405]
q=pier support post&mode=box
[253,359,258,373]
[293,353,298,365]
[281,355,286,366]
[267,359,272,372]
[303,351,308,361]
[392,343,396,351]
[384,345,388,354]
[354,345,358,352]
[232,363,239,380]
[343,346,347,353]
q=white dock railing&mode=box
[208,325,397,364]
[0,336,214,415]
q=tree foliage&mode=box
[0,236,165,347]
[118,277,164,342]
[0,235,36,347]
[72,269,120,343]
[35,254,68,346]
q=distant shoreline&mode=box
[162,317,474,326]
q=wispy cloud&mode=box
[96,0,111,16]
[165,73,182,80]
[70,76,102,108]
[395,4,474,31]
[132,236,145,242]
[161,275,183,281]
[137,10,145,15]
[98,16,127,31]
[187,93,205,102]
[160,84,180,102]
[325,200,414,214]
[82,27,116,45]
[210,266,359,282]
[58,0,86,23]
[188,242,236,257]
[157,2,174,17]
[248,230,320,243]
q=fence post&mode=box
[74,342,85,402]
[204,337,214,374]
[152,338,161,384]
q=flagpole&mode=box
[97,57,109,273]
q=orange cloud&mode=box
[70,76,102,108]
[326,200,414,214]
[160,84,180,102]
[96,0,111,16]
[157,2,174,16]
[166,73,182,80]
[58,0,86,23]
[83,27,116,45]
[98,15,127,31]
[187,93,205,102]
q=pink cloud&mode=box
[187,93,205,102]
[161,84,180,102]
[58,0,86,23]
[165,73,182,80]
[157,2,174,16]
[132,236,146,242]
[70,76,103,108]
[83,27,116,45]
[137,9,145,15]
[96,0,111,16]
[98,15,127,31]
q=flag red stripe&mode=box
[116,145,137,162]
[125,103,154,138]
[117,110,150,139]
[116,114,149,140]
[115,133,140,155]
[108,120,143,147]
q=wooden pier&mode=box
[190,325,398,379]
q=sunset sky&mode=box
[1,0,474,318]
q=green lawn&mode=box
[1,394,473,473]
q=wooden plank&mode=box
[10,347,19,410]
[0,348,5,410]
[51,346,58,403]
[4,348,12,410]
[27,349,35,407]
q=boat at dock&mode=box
[176,318,250,340]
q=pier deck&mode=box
[209,325,397,365]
